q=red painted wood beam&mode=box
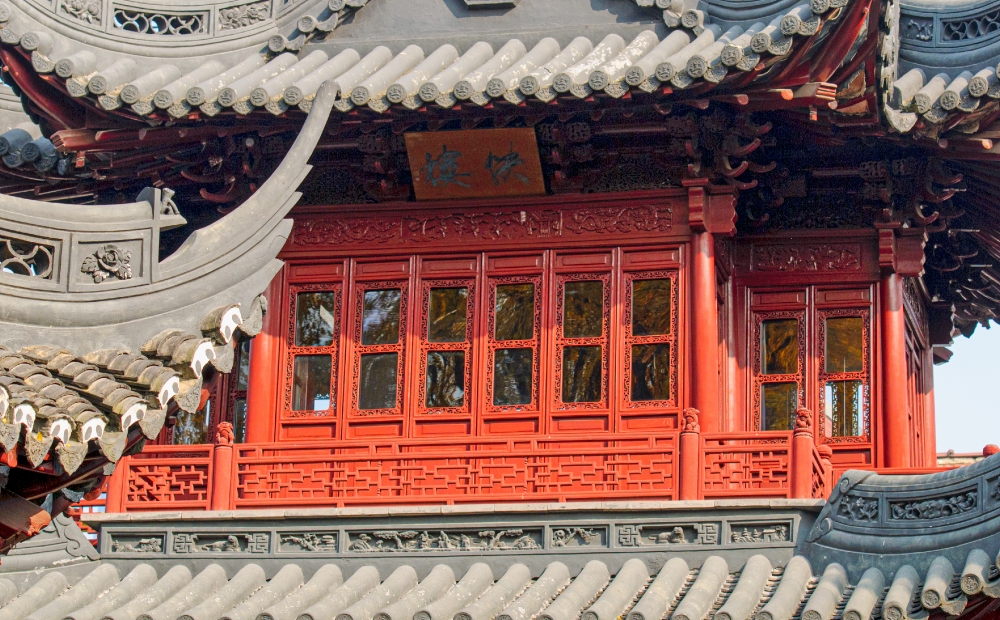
[0,48,83,130]
[812,0,874,82]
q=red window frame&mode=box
[751,309,807,431]
[416,277,477,416]
[817,307,871,442]
[621,269,680,410]
[552,271,612,411]
[348,279,409,418]
[483,273,543,415]
[284,282,342,418]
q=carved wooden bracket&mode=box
[688,186,737,236]
[877,225,927,277]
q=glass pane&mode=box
[362,289,402,345]
[761,319,799,375]
[761,382,798,430]
[295,292,337,347]
[172,401,208,445]
[426,351,465,408]
[564,281,604,338]
[428,287,468,343]
[825,380,863,437]
[292,355,332,411]
[235,339,251,391]
[562,346,602,403]
[630,344,671,401]
[493,348,533,405]
[233,398,247,443]
[632,279,672,336]
[826,317,864,373]
[359,353,398,409]
[495,283,534,341]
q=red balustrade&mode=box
[123,445,214,511]
[701,432,794,497]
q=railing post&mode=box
[817,444,834,496]
[104,456,128,512]
[791,408,814,499]
[210,423,235,511]
[678,408,701,501]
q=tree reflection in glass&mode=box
[295,292,337,346]
[426,351,465,408]
[564,281,603,338]
[826,317,864,373]
[428,287,468,342]
[494,348,532,405]
[562,346,601,402]
[495,284,534,341]
[362,289,401,345]
[825,380,863,436]
[762,382,797,430]
[762,319,798,374]
[631,343,671,401]
[293,354,332,411]
[359,353,398,409]
[632,279,672,336]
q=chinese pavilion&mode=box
[1,0,1000,618]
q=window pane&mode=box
[632,279,672,336]
[426,351,465,408]
[362,289,402,345]
[359,353,398,409]
[564,281,603,338]
[428,287,468,343]
[562,346,602,403]
[292,355,332,411]
[630,344,671,401]
[761,319,798,375]
[295,292,337,347]
[826,317,864,373]
[495,283,534,341]
[493,348,533,405]
[173,401,208,445]
[235,339,251,391]
[825,380,863,437]
[761,382,797,430]
[233,398,247,443]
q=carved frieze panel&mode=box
[617,523,720,547]
[888,490,978,521]
[550,526,606,548]
[110,533,165,553]
[0,232,57,279]
[279,531,338,552]
[60,0,102,24]
[750,243,862,272]
[727,521,792,543]
[218,1,270,29]
[172,532,269,553]
[113,6,208,35]
[346,528,542,552]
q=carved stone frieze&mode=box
[730,524,789,543]
[280,532,338,551]
[837,494,880,522]
[173,532,269,553]
[60,0,101,23]
[889,491,978,520]
[750,243,862,272]
[114,8,207,35]
[550,527,603,547]
[111,535,164,553]
[218,1,270,29]
[347,528,541,552]
[1,233,55,279]
[80,244,133,283]
[617,523,720,546]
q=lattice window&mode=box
[350,281,408,416]
[485,276,542,414]
[752,312,806,431]
[113,7,207,35]
[554,273,610,410]
[623,271,678,409]
[285,284,341,417]
[0,234,55,279]
[417,279,476,415]
[818,309,870,442]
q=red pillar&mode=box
[210,423,235,510]
[791,409,814,498]
[678,409,701,500]
[880,273,911,468]
[923,348,938,467]
[104,458,127,512]
[691,232,720,433]
[245,271,284,444]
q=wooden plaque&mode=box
[405,128,546,200]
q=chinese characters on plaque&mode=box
[405,128,546,200]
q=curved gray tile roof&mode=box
[2,549,998,620]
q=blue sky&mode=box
[934,326,1000,453]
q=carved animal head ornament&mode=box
[795,407,813,430]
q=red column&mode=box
[210,423,235,510]
[691,232,720,433]
[678,409,701,500]
[790,409,814,498]
[923,348,938,467]
[880,273,911,468]
[104,458,128,512]
[245,271,284,443]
